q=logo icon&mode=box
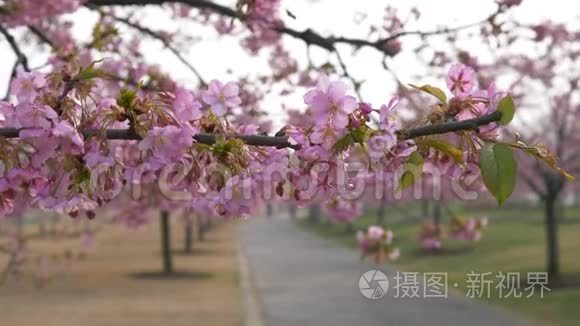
[359,270,389,299]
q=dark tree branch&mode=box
[88,0,238,16]
[27,25,55,48]
[86,0,502,55]
[0,127,300,149]
[55,78,76,115]
[2,61,18,101]
[0,111,503,149]
[0,25,30,72]
[397,110,502,140]
[0,127,297,148]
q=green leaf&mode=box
[479,142,517,206]
[409,84,447,103]
[77,60,111,80]
[407,151,424,166]
[497,95,515,125]
[332,126,372,154]
[398,171,415,192]
[117,87,137,110]
[332,134,354,154]
[74,165,91,187]
[421,138,464,164]
[350,125,370,143]
[397,151,424,192]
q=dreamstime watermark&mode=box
[359,270,551,300]
[87,155,486,203]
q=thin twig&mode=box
[88,8,207,86]
[334,49,362,100]
[54,77,76,115]
[86,0,502,56]
[26,25,160,92]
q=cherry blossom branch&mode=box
[86,0,503,55]
[0,128,300,149]
[0,111,502,147]
[397,110,502,139]
[25,25,161,92]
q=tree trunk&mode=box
[184,219,193,254]
[545,194,560,278]
[266,204,273,218]
[376,203,386,226]
[421,200,430,218]
[199,217,209,241]
[433,203,442,227]
[160,210,173,274]
[289,205,297,219]
[308,205,320,224]
[344,222,355,234]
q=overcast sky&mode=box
[1,0,578,129]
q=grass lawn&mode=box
[0,217,242,326]
[298,205,580,326]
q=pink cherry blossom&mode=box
[0,0,84,27]
[379,96,400,131]
[57,194,99,215]
[201,80,242,116]
[446,64,476,98]
[173,87,202,122]
[368,134,397,159]
[359,102,373,115]
[310,126,339,150]
[368,225,385,240]
[19,128,59,168]
[52,121,85,154]
[11,70,46,103]
[388,248,400,260]
[304,75,357,130]
[421,238,441,250]
[0,195,15,218]
[16,104,58,130]
[323,198,362,222]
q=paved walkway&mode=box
[239,217,529,326]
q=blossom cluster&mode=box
[0,0,85,27]
[418,221,443,250]
[448,216,488,242]
[357,225,400,263]
[418,215,489,251]
[237,0,283,53]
